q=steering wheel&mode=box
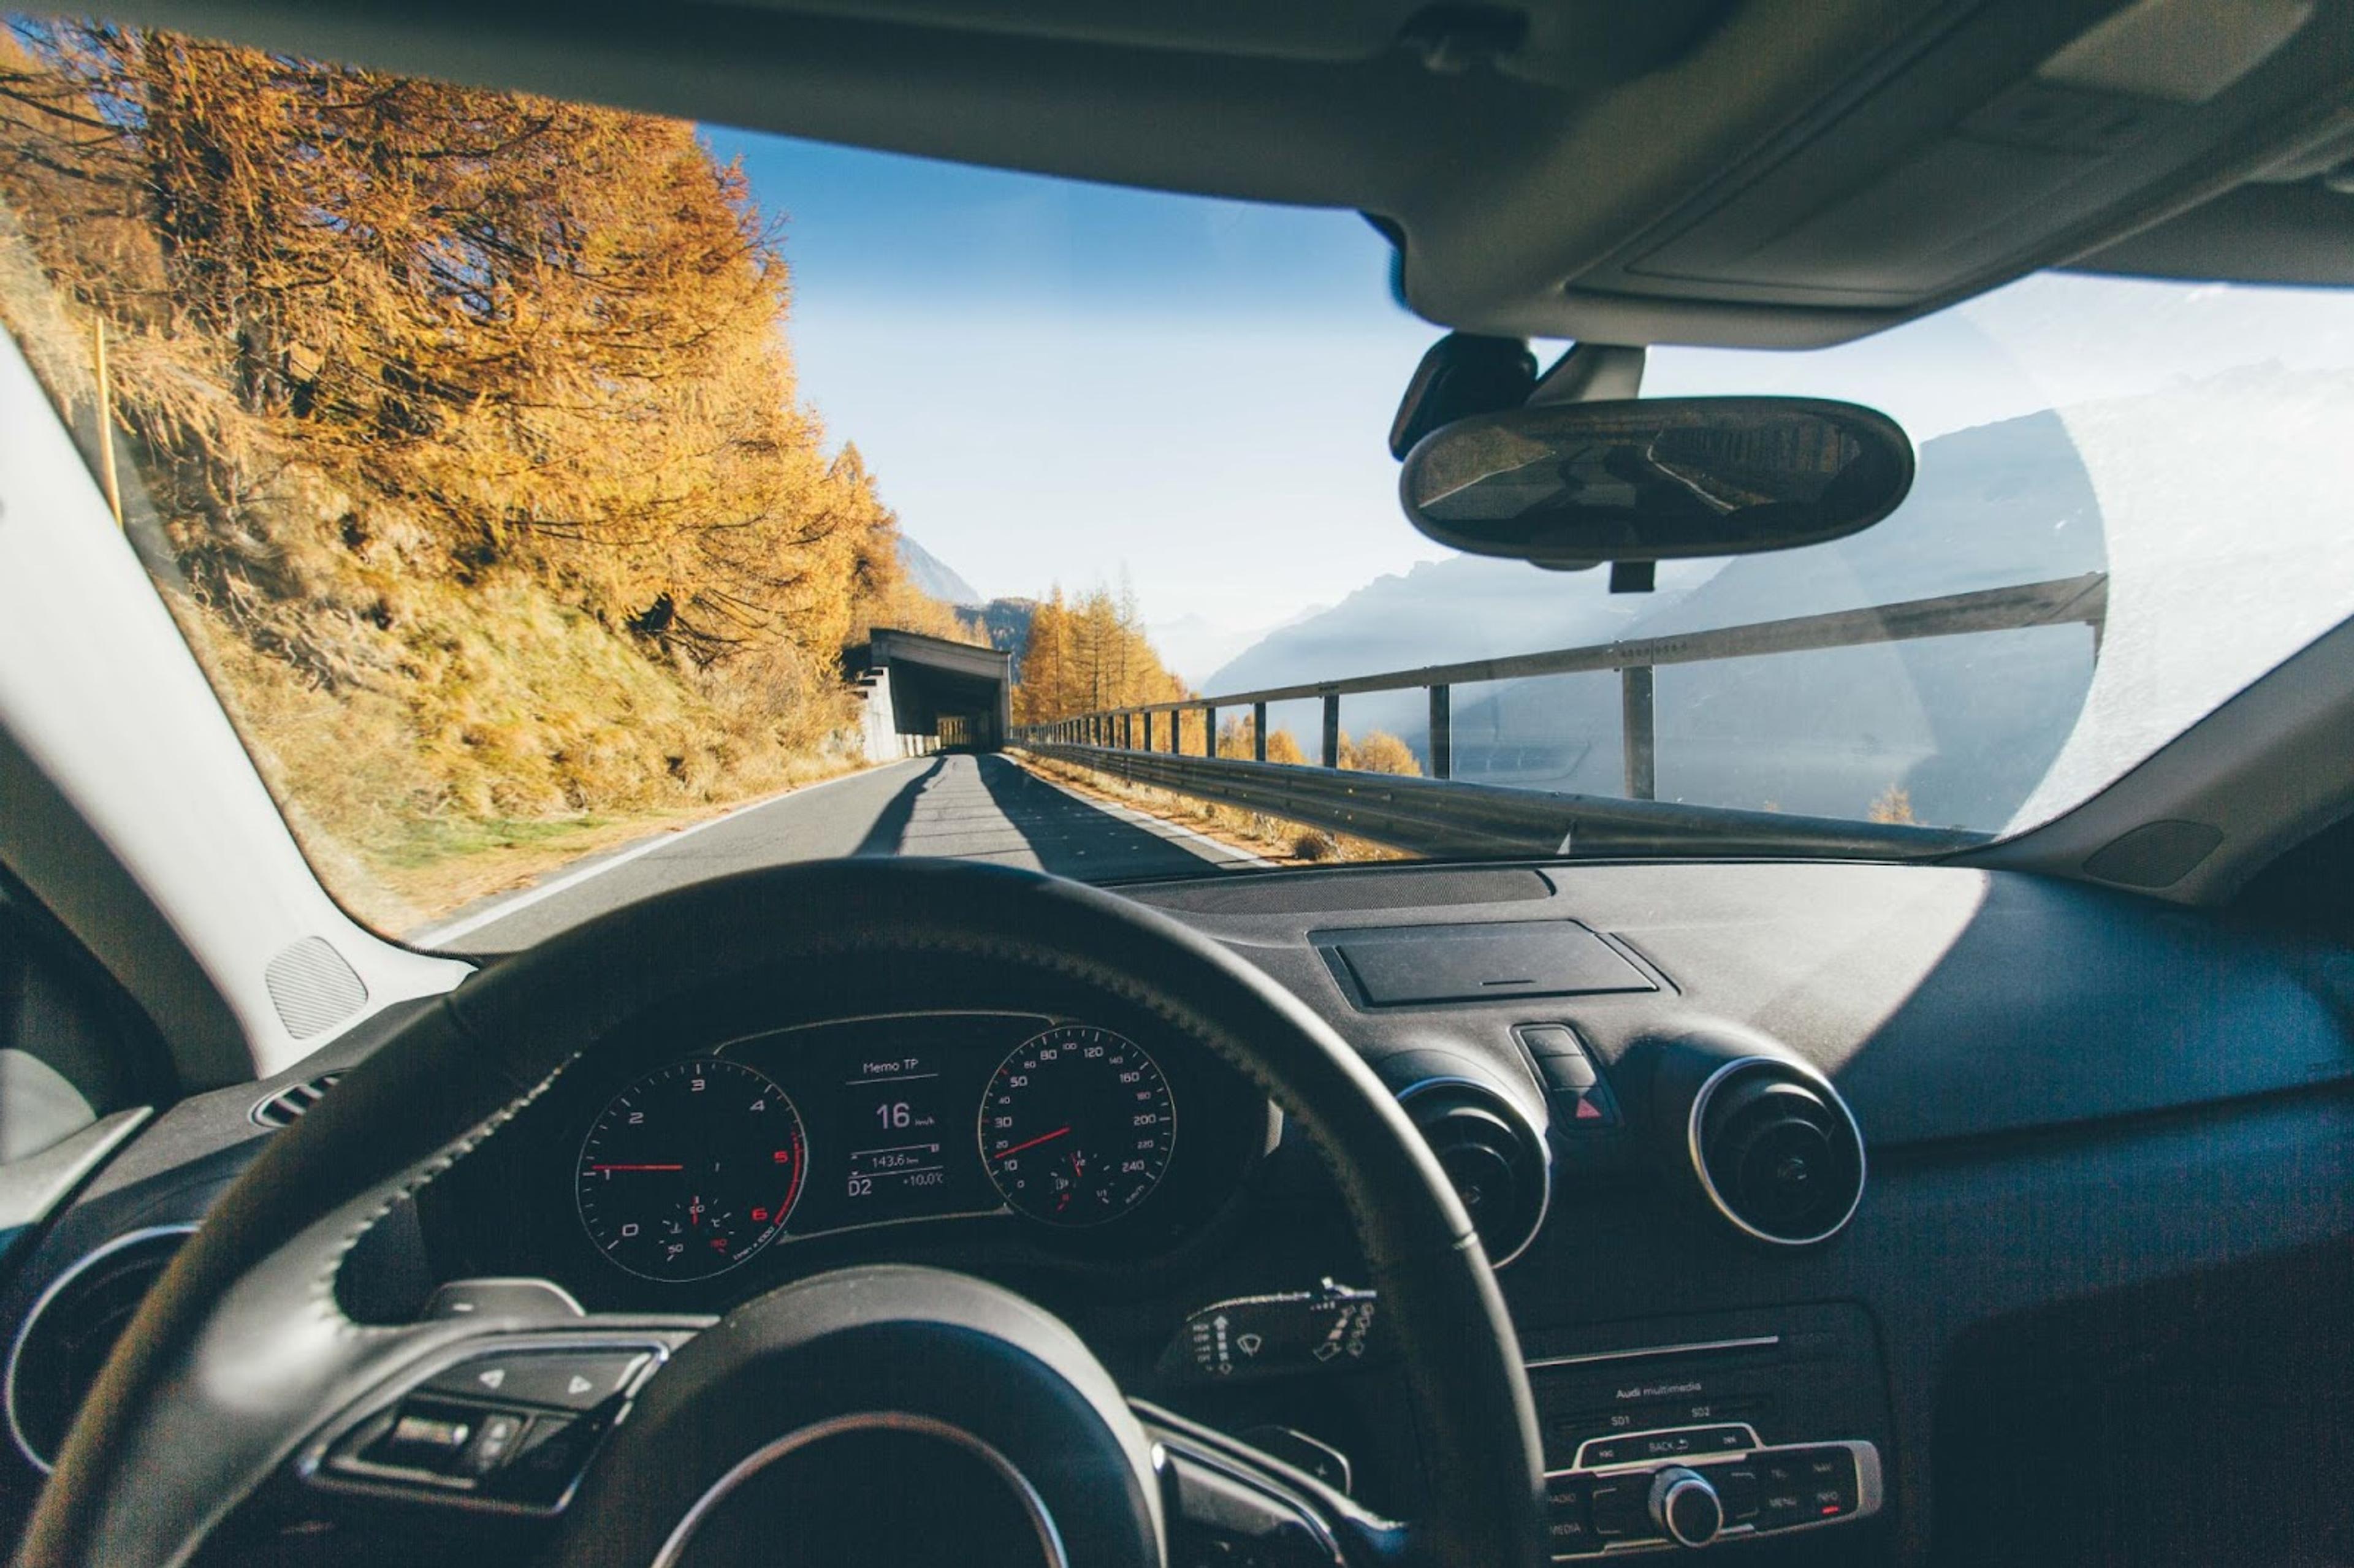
[17,859,1543,1567]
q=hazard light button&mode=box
[422,1348,652,1410]
[1553,1083,1619,1128]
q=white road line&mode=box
[407,762,913,946]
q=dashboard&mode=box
[4,856,2354,1568]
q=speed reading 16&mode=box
[980,1025,1175,1225]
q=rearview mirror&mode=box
[1398,397,1914,571]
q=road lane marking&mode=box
[406,762,916,947]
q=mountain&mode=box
[971,597,1039,677]
[1148,605,1328,688]
[1203,408,2107,829]
[897,535,981,606]
[1202,555,1718,747]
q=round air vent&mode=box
[6,1225,195,1472]
[1689,1059,1864,1246]
[1399,1078,1551,1268]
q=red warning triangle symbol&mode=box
[1574,1095,1604,1121]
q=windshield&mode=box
[7,20,2354,951]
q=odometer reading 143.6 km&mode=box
[981,1026,1175,1226]
[576,1059,807,1281]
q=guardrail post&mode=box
[1620,664,1656,801]
[1252,702,1267,762]
[1205,705,1217,758]
[1428,684,1452,780]
[1321,693,1340,769]
[1169,710,1182,755]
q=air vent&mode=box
[1399,1078,1551,1268]
[6,1225,195,1472]
[251,1072,341,1128]
[1689,1059,1865,1246]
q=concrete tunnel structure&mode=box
[848,628,1013,759]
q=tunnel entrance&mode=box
[848,628,1013,757]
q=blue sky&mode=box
[705,126,2354,682]
[704,127,1444,666]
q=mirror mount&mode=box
[1387,333,1537,459]
[1530,342,1645,405]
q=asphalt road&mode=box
[413,753,1261,953]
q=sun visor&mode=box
[1548,0,2353,346]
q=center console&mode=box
[1520,1304,1891,1559]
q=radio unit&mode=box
[1520,1304,1890,1559]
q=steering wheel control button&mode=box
[1650,1466,1724,1548]
[422,1348,650,1410]
[460,1411,524,1476]
[1159,1281,1377,1382]
[496,1415,603,1506]
[363,1405,478,1475]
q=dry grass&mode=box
[1016,752,1410,868]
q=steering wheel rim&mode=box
[18,858,1544,1567]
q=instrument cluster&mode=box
[557,1012,1233,1287]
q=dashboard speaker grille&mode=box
[264,936,368,1040]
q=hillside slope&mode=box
[0,24,964,926]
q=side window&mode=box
[0,872,173,1160]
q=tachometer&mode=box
[576,1059,806,1281]
[980,1025,1174,1226]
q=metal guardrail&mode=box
[1012,573,2106,859]
[1019,740,1990,859]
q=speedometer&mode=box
[576,1059,806,1281]
[980,1025,1175,1226]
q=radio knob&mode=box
[1649,1466,1724,1548]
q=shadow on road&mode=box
[851,756,946,857]
[968,755,1222,879]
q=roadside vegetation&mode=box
[1011,615,1424,862]
[0,21,977,927]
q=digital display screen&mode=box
[726,1017,1006,1235]
[836,1050,958,1219]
